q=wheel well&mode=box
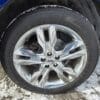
[0,0,100,42]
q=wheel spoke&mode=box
[60,49,86,61]
[39,69,50,87]
[63,40,83,55]
[53,67,69,82]
[31,65,45,83]
[36,28,46,52]
[14,47,34,57]
[59,62,76,76]
[63,67,76,76]
[48,25,57,48]
[14,48,44,65]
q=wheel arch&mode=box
[0,0,100,49]
[0,0,67,43]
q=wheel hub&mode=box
[42,50,61,70]
[42,53,59,69]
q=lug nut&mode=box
[54,63,58,67]
[55,56,60,60]
[47,52,52,56]
[41,58,46,62]
[45,65,49,68]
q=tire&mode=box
[1,6,99,94]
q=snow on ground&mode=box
[0,59,100,100]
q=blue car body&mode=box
[0,0,8,7]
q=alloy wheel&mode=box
[13,24,87,89]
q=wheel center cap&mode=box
[47,59,54,63]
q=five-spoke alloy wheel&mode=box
[13,24,87,89]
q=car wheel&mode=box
[1,6,99,94]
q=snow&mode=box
[0,59,100,100]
